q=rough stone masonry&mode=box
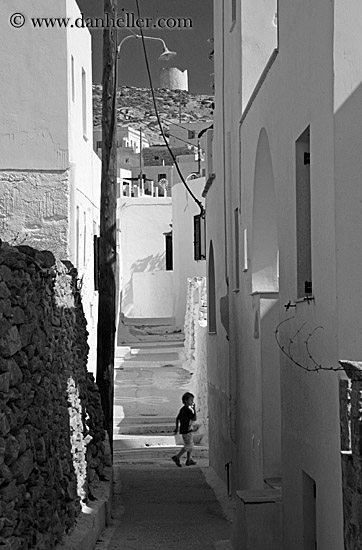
[0,242,109,550]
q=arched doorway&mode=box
[251,128,281,481]
[251,128,279,293]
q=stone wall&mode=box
[339,361,362,549]
[182,277,208,443]
[0,242,108,550]
[0,171,70,259]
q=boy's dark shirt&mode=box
[177,405,196,434]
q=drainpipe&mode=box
[225,461,232,496]
[222,1,228,283]
[68,161,77,265]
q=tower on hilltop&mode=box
[159,67,188,91]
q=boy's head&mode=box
[182,392,194,405]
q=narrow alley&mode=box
[95,319,233,550]
[94,460,233,550]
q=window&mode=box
[76,206,80,269]
[83,211,87,266]
[296,126,312,298]
[82,68,87,138]
[96,140,102,149]
[93,235,100,291]
[208,241,217,333]
[158,173,167,181]
[302,472,317,549]
[188,130,196,140]
[234,208,240,290]
[194,214,206,261]
[165,233,173,270]
[231,0,236,24]
[71,55,75,102]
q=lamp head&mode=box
[158,45,177,62]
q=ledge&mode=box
[239,48,279,126]
[202,173,216,198]
[339,360,362,381]
[56,467,113,550]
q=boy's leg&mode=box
[171,434,191,466]
[185,433,197,465]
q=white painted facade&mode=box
[0,0,101,374]
[169,121,211,153]
[116,196,172,320]
[116,159,206,333]
[172,175,206,326]
[94,126,149,155]
[206,1,362,548]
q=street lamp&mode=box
[97,10,176,455]
[117,33,176,190]
[117,33,177,61]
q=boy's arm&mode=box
[174,412,180,433]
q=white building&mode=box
[0,0,101,374]
[168,121,212,153]
[94,126,150,155]
[206,1,362,549]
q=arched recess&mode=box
[208,241,217,334]
[251,128,279,292]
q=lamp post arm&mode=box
[117,34,167,57]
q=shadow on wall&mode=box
[121,251,166,316]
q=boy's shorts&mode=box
[182,432,194,451]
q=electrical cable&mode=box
[134,0,205,217]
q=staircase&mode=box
[113,318,208,462]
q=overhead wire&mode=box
[134,0,205,217]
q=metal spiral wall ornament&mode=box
[274,316,343,372]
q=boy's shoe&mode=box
[186,459,197,466]
[172,455,182,467]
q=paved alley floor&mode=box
[94,457,234,550]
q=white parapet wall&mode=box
[182,276,208,444]
[132,271,174,318]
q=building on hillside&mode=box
[205,1,362,548]
[117,145,199,198]
[168,121,212,153]
[0,0,100,374]
[94,125,150,156]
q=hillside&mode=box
[92,84,213,145]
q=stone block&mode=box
[0,372,10,393]
[5,435,20,465]
[0,326,22,358]
[7,360,23,387]
[10,449,34,483]
[0,414,11,437]
[0,282,11,299]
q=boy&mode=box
[172,392,197,467]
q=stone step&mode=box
[129,346,184,356]
[115,415,174,423]
[113,433,204,449]
[113,443,209,461]
[123,316,176,327]
[119,350,182,362]
[129,341,185,350]
[114,422,175,435]
[128,332,185,342]
[115,415,174,425]
[115,358,184,369]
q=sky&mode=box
[76,0,214,95]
